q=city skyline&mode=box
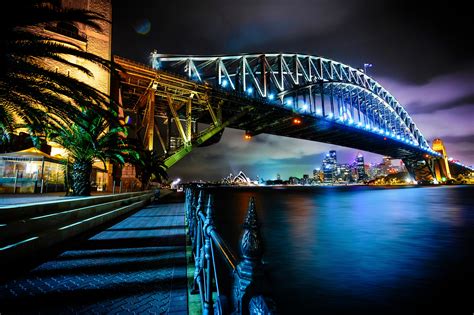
[112,0,474,181]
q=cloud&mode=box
[168,128,385,181]
[376,68,474,115]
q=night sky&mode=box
[112,0,474,181]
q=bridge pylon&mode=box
[431,138,452,181]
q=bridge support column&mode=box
[403,157,436,183]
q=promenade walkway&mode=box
[0,199,188,314]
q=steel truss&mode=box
[153,53,430,149]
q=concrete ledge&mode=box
[0,191,153,223]
[0,194,151,247]
[0,192,154,267]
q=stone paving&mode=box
[0,201,188,314]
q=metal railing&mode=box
[185,186,277,315]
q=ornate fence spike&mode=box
[197,189,205,214]
[240,197,263,262]
[205,194,214,220]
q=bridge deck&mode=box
[0,201,188,314]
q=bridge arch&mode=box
[153,53,430,150]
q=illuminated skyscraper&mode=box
[356,153,367,182]
[322,151,337,183]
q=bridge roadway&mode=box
[0,199,188,314]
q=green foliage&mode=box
[0,0,118,140]
[48,110,136,196]
[131,148,168,190]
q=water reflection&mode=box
[210,186,474,314]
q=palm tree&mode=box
[48,110,137,196]
[134,149,169,190]
[0,0,116,140]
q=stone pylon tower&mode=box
[39,0,112,97]
[34,0,114,191]
[432,138,452,181]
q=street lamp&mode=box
[363,63,373,75]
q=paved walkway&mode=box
[0,201,188,314]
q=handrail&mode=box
[184,185,277,315]
[209,230,238,271]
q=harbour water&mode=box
[209,185,473,314]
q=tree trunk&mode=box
[71,160,92,196]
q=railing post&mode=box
[189,188,198,242]
[192,190,205,295]
[202,194,215,315]
[232,197,265,315]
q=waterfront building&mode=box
[12,0,117,192]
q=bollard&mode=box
[232,197,265,314]
[112,180,116,194]
[119,180,122,194]
[40,179,44,194]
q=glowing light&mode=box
[301,104,309,111]
[247,87,254,94]
[293,117,302,125]
[285,99,293,106]
[268,93,275,100]
[357,122,363,127]
[327,113,334,119]
[316,109,322,115]
[244,131,252,140]
[365,124,371,129]
[348,119,354,125]
[221,79,228,87]
[171,178,181,189]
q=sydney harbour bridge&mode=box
[113,53,472,182]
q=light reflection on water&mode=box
[211,185,474,314]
